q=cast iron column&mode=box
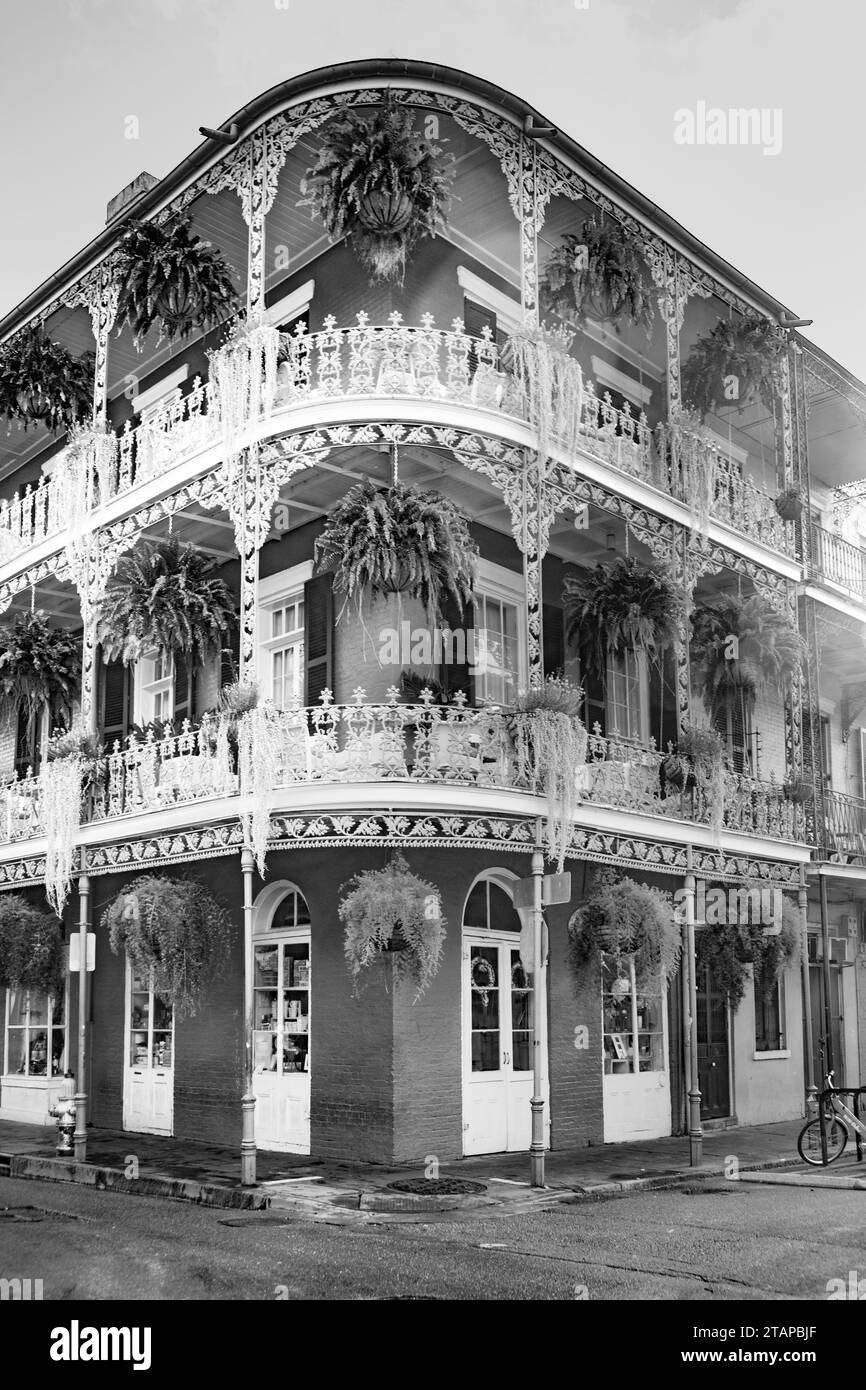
[241,848,257,1186]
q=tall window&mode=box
[473,593,519,705]
[754,971,784,1052]
[602,957,664,1075]
[605,648,647,744]
[140,651,173,725]
[820,714,832,790]
[263,596,305,708]
[4,989,66,1077]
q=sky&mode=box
[1,0,864,378]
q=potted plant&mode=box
[695,893,799,1008]
[338,853,446,1000]
[567,869,680,991]
[0,325,94,433]
[507,675,587,871]
[314,478,478,629]
[0,610,81,757]
[539,219,655,338]
[102,874,232,1018]
[782,776,810,803]
[563,556,682,687]
[0,893,65,995]
[96,536,238,668]
[300,102,454,283]
[774,485,804,523]
[681,314,785,420]
[690,593,806,737]
[663,724,725,790]
[46,724,106,807]
[115,216,238,348]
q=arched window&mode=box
[253,884,311,1080]
[463,876,521,934]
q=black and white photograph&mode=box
[0,0,864,1356]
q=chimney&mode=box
[105,172,158,226]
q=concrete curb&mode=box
[567,1154,804,1199]
[9,1154,270,1210]
[738,1169,866,1191]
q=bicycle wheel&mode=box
[797,1115,848,1166]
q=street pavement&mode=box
[2,1170,864,1300]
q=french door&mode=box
[123,962,174,1136]
[462,937,536,1155]
[696,965,731,1120]
[252,931,311,1153]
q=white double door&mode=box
[252,931,311,1153]
[463,936,546,1155]
[123,962,174,1136]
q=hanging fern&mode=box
[507,677,587,871]
[690,593,806,727]
[314,478,478,628]
[568,869,680,991]
[695,894,800,1008]
[563,556,682,686]
[102,874,232,1018]
[115,217,238,348]
[0,893,65,996]
[540,220,655,337]
[0,610,80,745]
[0,326,94,433]
[96,536,238,667]
[339,853,446,1001]
[681,315,785,420]
[300,104,454,283]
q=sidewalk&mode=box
[0,1116,822,1218]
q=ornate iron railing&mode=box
[0,698,806,848]
[823,788,866,863]
[0,314,793,561]
[810,523,866,601]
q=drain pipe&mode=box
[819,871,834,1079]
[685,847,702,1167]
[799,866,817,1110]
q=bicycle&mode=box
[797,1071,866,1166]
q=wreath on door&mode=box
[470,954,496,1007]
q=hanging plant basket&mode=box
[0,610,80,749]
[774,486,803,522]
[695,894,800,1008]
[0,893,65,996]
[102,874,232,1019]
[563,556,682,687]
[0,325,94,433]
[115,216,238,348]
[539,219,655,338]
[567,869,680,992]
[681,315,785,420]
[300,103,454,284]
[662,724,726,835]
[338,854,446,1001]
[690,593,806,730]
[96,536,238,668]
[506,677,588,871]
[314,478,478,628]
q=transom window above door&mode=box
[463,877,521,933]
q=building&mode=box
[0,60,864,1168]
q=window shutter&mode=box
[98,656,131,751]
[303,573,333,707]
[221,626,241,690]
[14,707,40,777]
[439,595,474,705]
[542,603,565,679]
[463,299,497,375]
[173,653,195,727]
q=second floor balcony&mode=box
[810,522,866,603]
[0,314,795,572]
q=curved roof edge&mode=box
[1,57,860,398]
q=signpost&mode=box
[512,862,571,1188]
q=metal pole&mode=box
[819,871,834,1078]
[73,861,89,1162]
[240,848,257,1186]
[529,839,546,1188]
[685,852,703,1167]
[799,867,817,1112]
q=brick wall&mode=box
[546,896,605,1147]
[334,592,430,705]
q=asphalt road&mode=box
[1,1173,864,1301]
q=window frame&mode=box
[257,562,313,708]
[471,559,527,707]
[753,971,788,1058]
[3,986,67,1080]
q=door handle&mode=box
[502,1052,510,1067]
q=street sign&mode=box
[512,871,572,910]
[69,932,96,973]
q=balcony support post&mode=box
[798,866,817,1112]
[819,870,835,1079]
[73,858,90,1162]
[684,850,703,1167]
[240,846,257,1186]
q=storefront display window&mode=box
[4,989,66,1078]
[602,956,664,1074]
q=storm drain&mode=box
[386,1178,487,1196]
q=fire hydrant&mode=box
[48,1073,76,1156]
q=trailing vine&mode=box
[102,874,232,1018]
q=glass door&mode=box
[463,940,534,1154]
[253,931,311,1152]
[123,964,174,1135]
